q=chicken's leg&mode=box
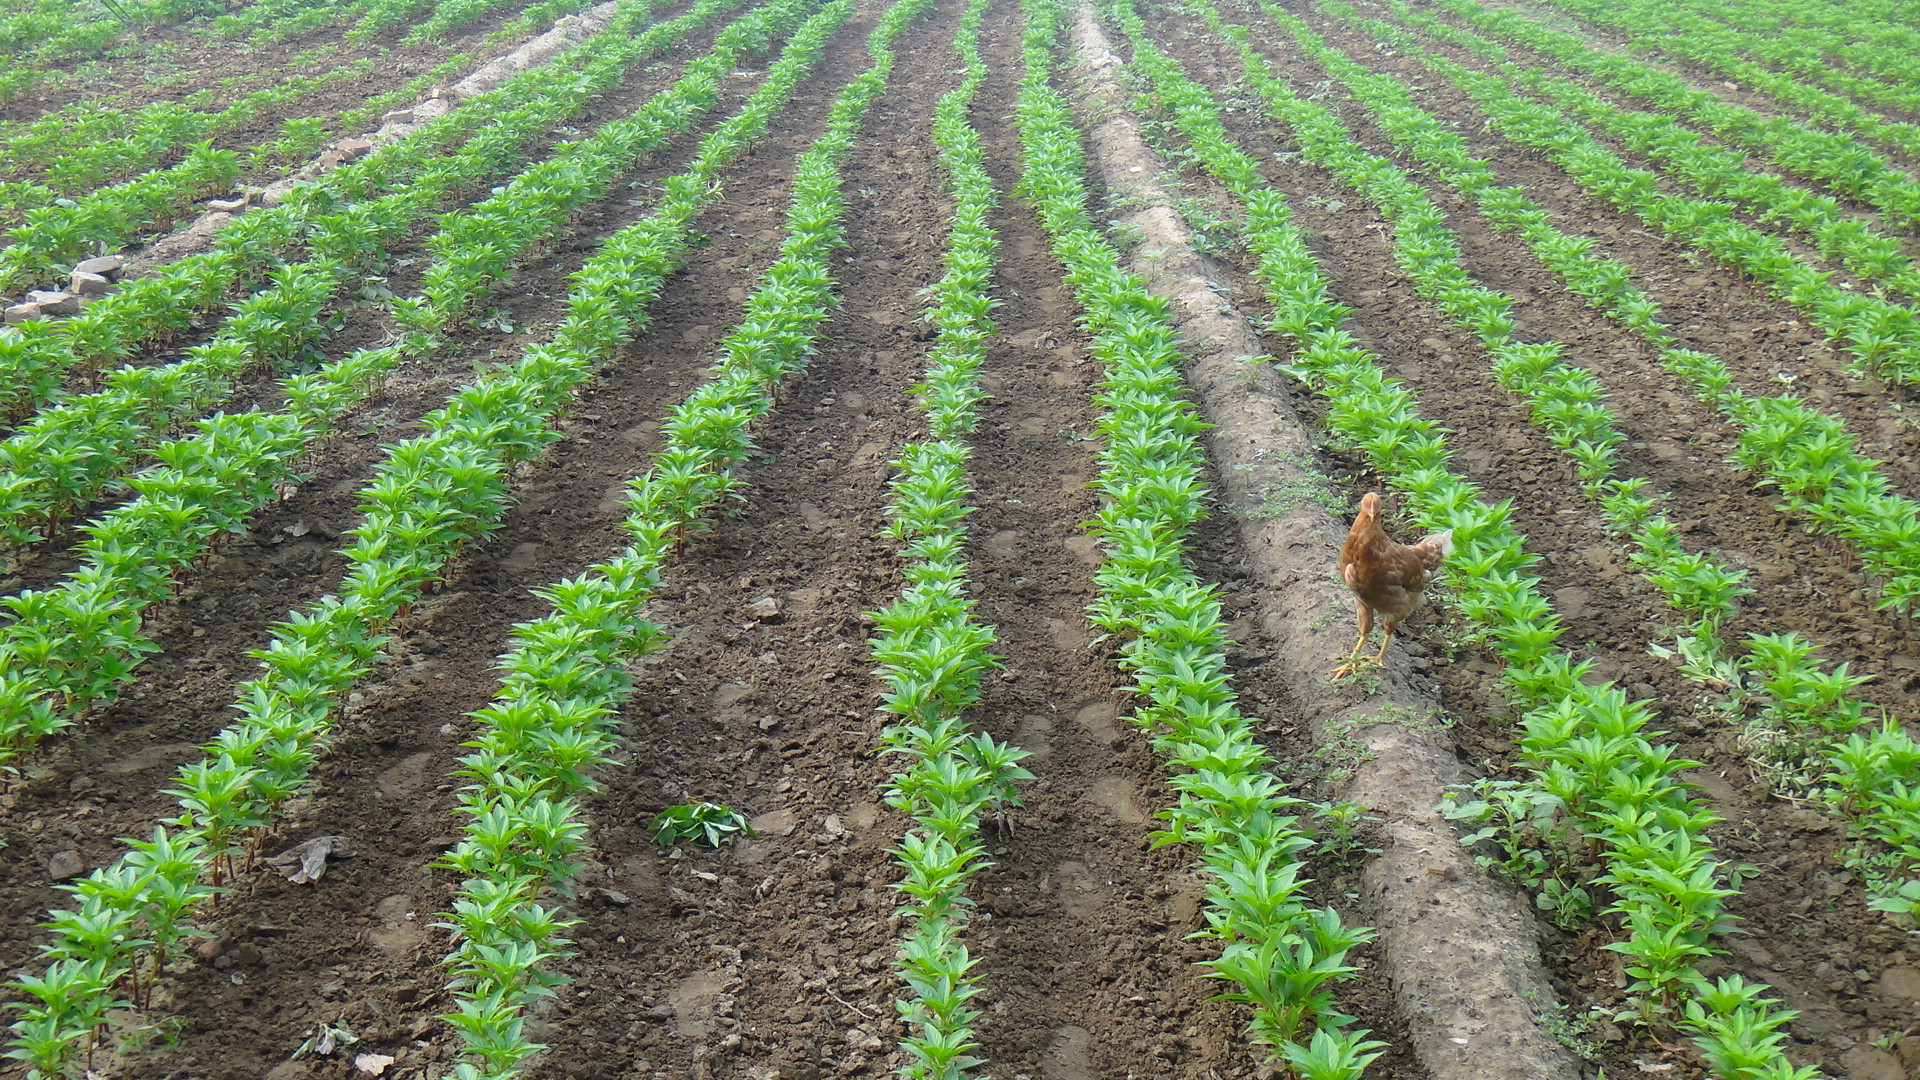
[1332,600,1373,678]
[1373,621,1395,664]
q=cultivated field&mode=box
[0,0,1917,1077]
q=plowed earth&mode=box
[1,0,1918,1078]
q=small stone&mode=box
[68,271,111,296]
[334,138,374,160]
[25,291,79,315]
[73,255,123,277]
[427,86,452,99]
[743,597,783,620]
[47,849,85,880]
[1838,1044,1904,1080]
[382,107,414,124]
[206,196,247,212]
[4,303,42,323]
[1879,966,1920,1000]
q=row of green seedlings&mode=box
[434,3,912,1072]
[1019,1,1381,1077]
[395,0,585,47]
[208,0,584,47]
[1739,637,1920,922]
[0,0,220,104]
[1154,3,1817,1075]
[865,0,1030,1073]
[344,0,532,46]
[1397,19,1920,301]
[1318,7,1920,389]
[1267,0,1920,927]
[0,142,241,292]
[402,0,772,332]
[1668,0,1920,76]
[1539,0,1920,120]
[1421,0,1920,229]
[1308,2,1920,628]
[1332,6,1920,388]
[0,0,784,787]
[2,0,850,1069]
[203,0,403,46]
[0,0,714,533]
[0,56,380,215]
[1511,0,1920,160]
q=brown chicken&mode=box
[1334,492,1453,677]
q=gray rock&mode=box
[68,271,111,296]
[25,291,79,315]
[47,849,84,880]
[4,303,42,323]
[381,107,414,124]
[73,254,123,277]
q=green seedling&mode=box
[651,802,755,848]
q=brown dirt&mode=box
[5,0,1920,1079]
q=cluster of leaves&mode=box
[400,0,589,46]
[1742,634,1920,924]
[1386,34,1920,385]
[0,335,400,784]
[1169,2,1817,1075]
[1021,4,1381,1077]
[863,3,1026,1074]
[1459,52,1920,298]
[1425,0,1920,227]
[342,0,438,41]
[1665,0,1920,88]
[1268,8,1758,649]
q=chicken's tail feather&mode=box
[1413,529,1454,568]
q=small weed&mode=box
[1312,715,1376,785]
[652,802,756,848]
[1523,991,1609,1063]
[1106,218,1148,251]
[1310,800,1379,864]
